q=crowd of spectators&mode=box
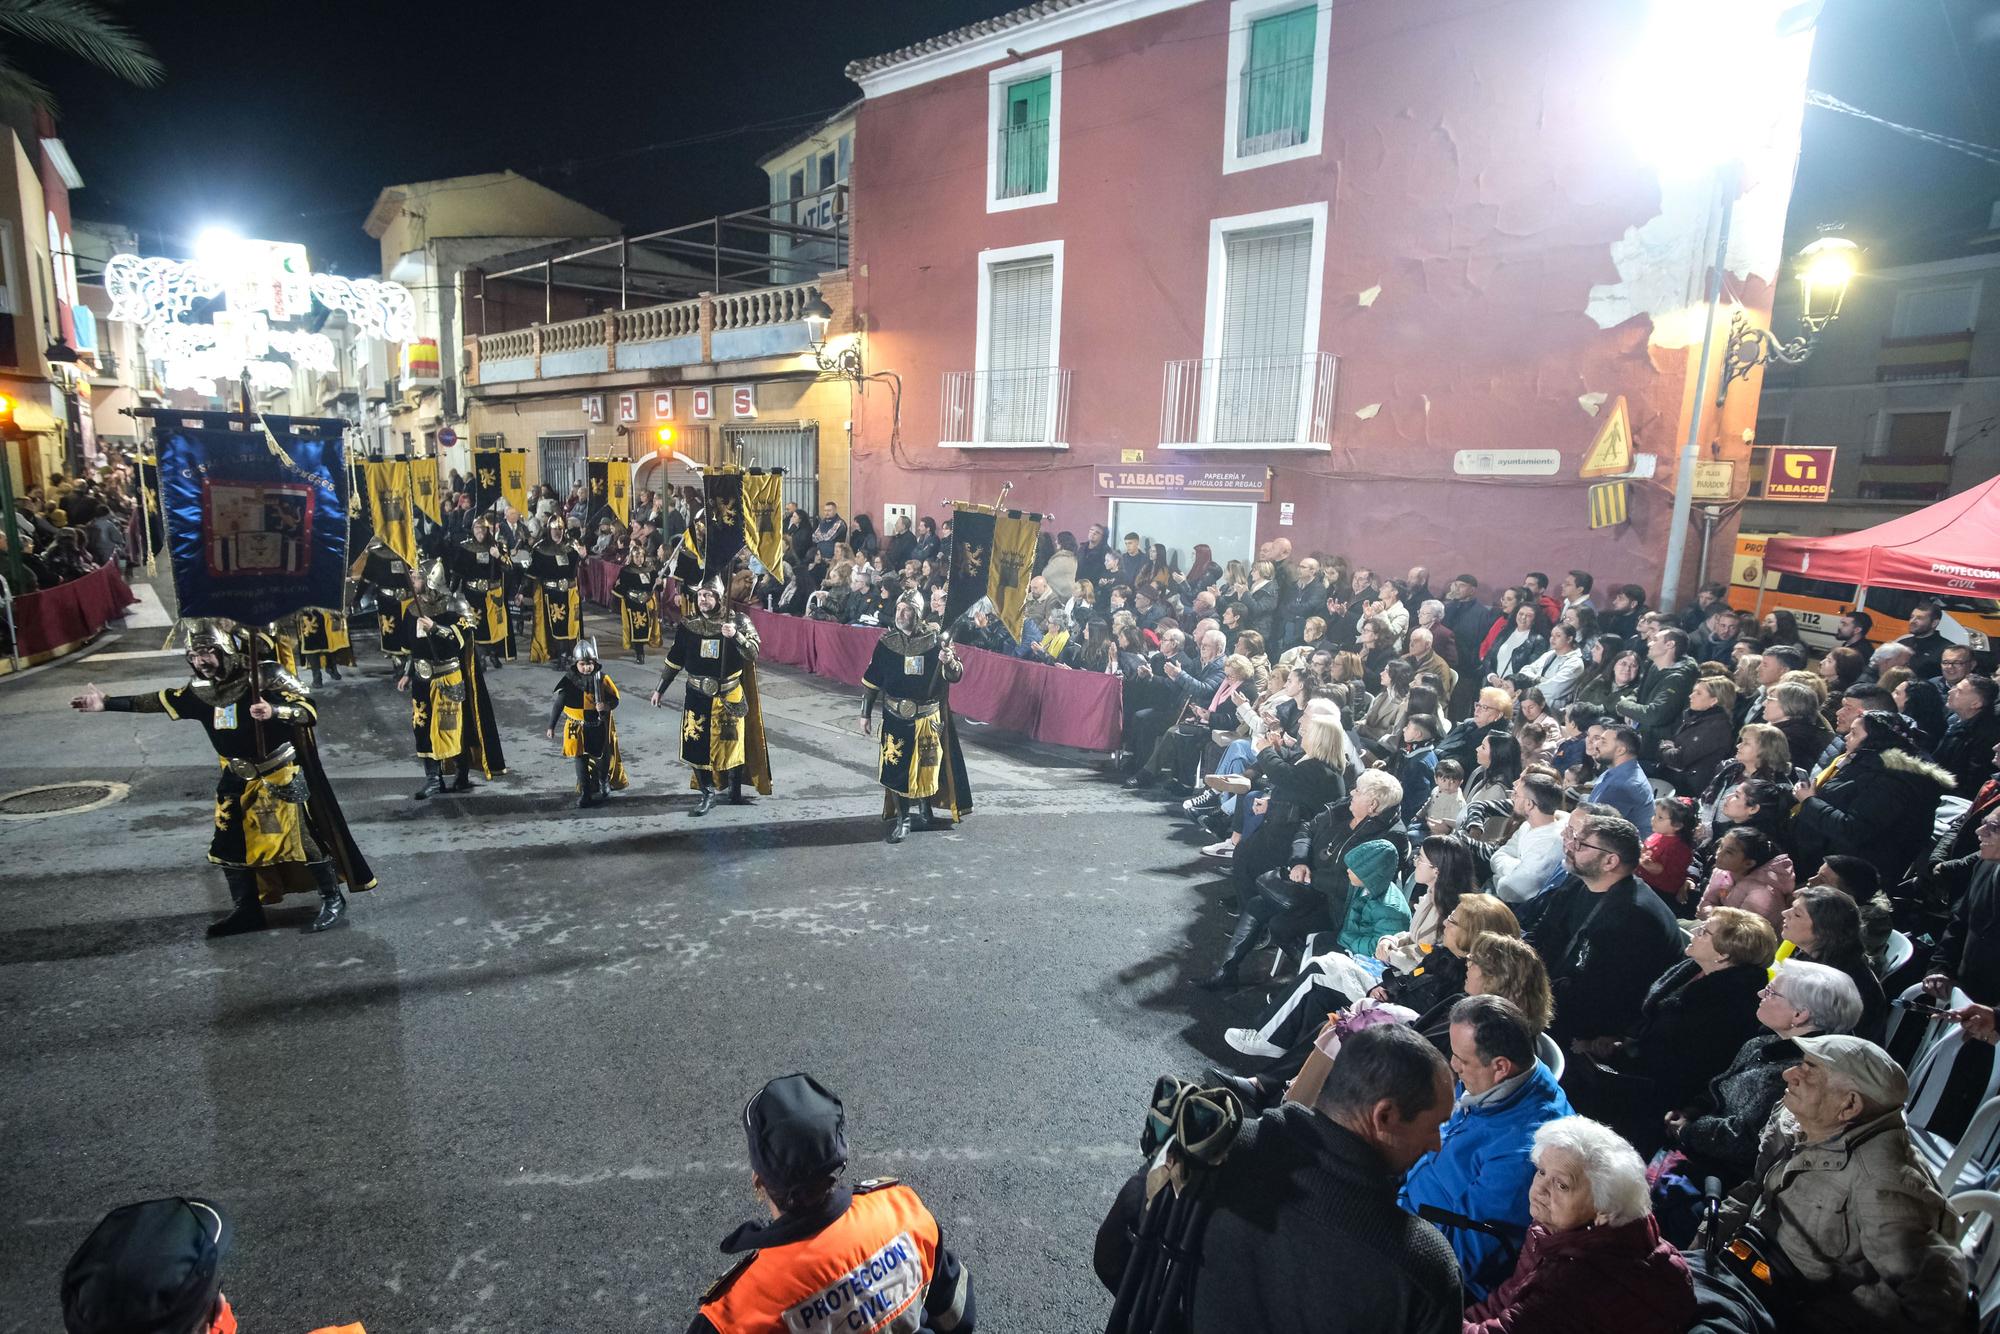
[1088,540,1999,1332]
[4,456,140,594]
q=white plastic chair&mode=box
[1935,1100,2000,1198]
[1951,1188,2000,1326]
[1907,1026,2000,1188]
[1537,1031,1565,1083]
[1882,929,1916,979]
[1886,980,1970,1072]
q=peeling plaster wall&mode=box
[849,0,1816,595]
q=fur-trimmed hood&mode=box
[1877,746,1958,791]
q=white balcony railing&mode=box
[540,314,605,354]
[480,328,534,361]
[1159,351,1336,449]
[940,367,1071,447]
[712,280,820,332]
[612,298,699,343]
[470,280,825,382]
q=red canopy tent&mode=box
[1763,475,2000,599]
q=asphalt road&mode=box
[0,603,1253,1333]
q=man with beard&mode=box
[548,636,626,807]
[528,517,587,664]
[651,576,773,815]
[397,560,505,800]
[861,588,973,844]
[69,619,373,935]
[453,512,514,670]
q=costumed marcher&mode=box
[68,619,374,935]
[353,535,412,678]
[296,599,355,688]
[690,1073,976,1334]
[452,513,514,669]
[548,636,627,807]
[860,588,973,845]
[615,550,663,663]
[268,614,302,678]
[651,576,772,815]
[528,519,585,665]
[396,560,506,799]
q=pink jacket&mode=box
[1699,852,1796,929]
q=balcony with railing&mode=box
[1159,352,1336,449]
[1238,55,1314,156]
[995,119,1050,201]
[939,368,1071,448]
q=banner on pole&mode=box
[700,468,747,579]
[741,470,784,575]
[156,413,351,623]
[472,448,502,513]
[607,459,631,525]
[988,510,1042,637]
[944,504,997,626]
[500,451,530,518]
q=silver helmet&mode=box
[572,636,601,665]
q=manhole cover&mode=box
[0,781,129,819]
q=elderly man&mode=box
[1864,640,1914,687]
[1402,625,1456,699]
[1282,556,1327,647]
[1709,1035,1967,1333]
[1123,628,1225,788]
[1437,686,1513,773]
[1095,1024,1462,1334]
[1527,815,1684,1045]
[1399,995,1573,1300]
[1616,627,1697,758]
[1414,597,1457,663]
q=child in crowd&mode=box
[1414,758,1464,834]
[1638,797,1698,915]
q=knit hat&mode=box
[1344,839,1399,893]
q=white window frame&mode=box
[986,50,1062,213]
[1890,282,1980,339]
[961,238,1066,449]
[1183,201,1328,451]
[1222,0,1331,175]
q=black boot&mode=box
[1202,1068,1271,1110]
[728,769,749,805]
[207,871,269,938]
[303,863,346,933]
[635,644,646,665]
[450,762,474,793]
[1195,913,1266,990]
[485,652,501,672]
[413,759,445,801]
[575,757,596,808]
[887,796,911,845]
[311,664,323,688]
[328,663,342,680]
[691,781,717,817]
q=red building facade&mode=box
[844,0,1815,598]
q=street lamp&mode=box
[801,294,862,380]
[1717,235,1859,401]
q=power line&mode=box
[1807,90,2000,168]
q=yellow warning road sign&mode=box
[1581,395,1632,477]
[1588,480,1629,529]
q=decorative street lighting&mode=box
[801,294,862,380]
[1717,235,1859,402]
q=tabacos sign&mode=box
[1761,447,1836,503]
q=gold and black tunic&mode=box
[297,607,354,667]
[656,610,773,792]
[528,538,583,663]
[453,537,516,659]
[99,668,375,899]
[550,669,628,792]
[862,627,973,819]
[616,563,662,649]
[398,594,507,777]
[354,540,413,665]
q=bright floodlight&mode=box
[1624,0,1797,179]
[193,226,241,268]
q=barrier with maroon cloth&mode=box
[741,608,1121,750]
[12,564,138,656]
[581,556,622,607]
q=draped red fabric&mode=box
[739,608,1122,750]
[12,565,138,656]
[581,557,622,607]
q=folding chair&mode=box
[1907,1027,2000,1189]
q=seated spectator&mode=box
[1637,796,1699,911]
[1615,628,1696,758]
[1463,1117,1694,1334]
[1663,958,1862,1191]
[1094,1025,1462,1334]
[1399,994,1575,1299]
[1804,855,1895,979]
[1924,807,2000,1005]
[1334,839,1412,958]
[1566,906,1776,1155]
[1791,710,1955,887]
[1438,687,1512,774]
[1444,733,1522,841]
[1707,1035,1967,1333]
[1489,771,1570,903]
[1358,658,1415,746]
[1132,652,1255,795]
[1780,887,1888,1042]
[1935,672,2000,795]
[1528,814,1686,1046]
[1587,725,1656,829]
[1202,701,1348,870]
[1512,621,1585,710]
[1763,679,1834,771]
[1655,675,1737,797]
[1410,752,1463,835]
[1698,826,1795,931]
[1482,603,1549,682]
[1377,834,1483,975]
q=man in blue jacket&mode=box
[1587,724,1657,829]
[1398,994,1572,1300]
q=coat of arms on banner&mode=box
[205,481,315,575]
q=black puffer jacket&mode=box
[1673,1032,1803,1186]
[1291,800,1410,933]
[1790,746,1955,882]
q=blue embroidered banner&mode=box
[156,413,351,624]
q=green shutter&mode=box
[1000,73,1051,197]
[1242,6,1316,154]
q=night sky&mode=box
[36,0,2000,276]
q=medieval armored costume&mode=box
[548,637,628,807]
[615,555,662,662]
[69,620,374,935]
[296,602,354,687]
[396,560,506,799]
[453,516,515,668]
[651,578,772,815]
[353,536,412,676]
[862,590,974,844]
[528,522,586,665]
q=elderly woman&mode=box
[1198,697,1347,865]
[1463,1117,1695,1334]
[1792,709,1955,889]
[1763,678,1833,770]
[1663,958,1862,1188]
[1567,906,1777,1155]
[1778,885,1888,1042]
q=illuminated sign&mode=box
[1762,446,1837,503]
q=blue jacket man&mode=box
[1588,725,1656,829]
[1398,995,1573,1300]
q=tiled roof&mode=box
[844,0,1092,80]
